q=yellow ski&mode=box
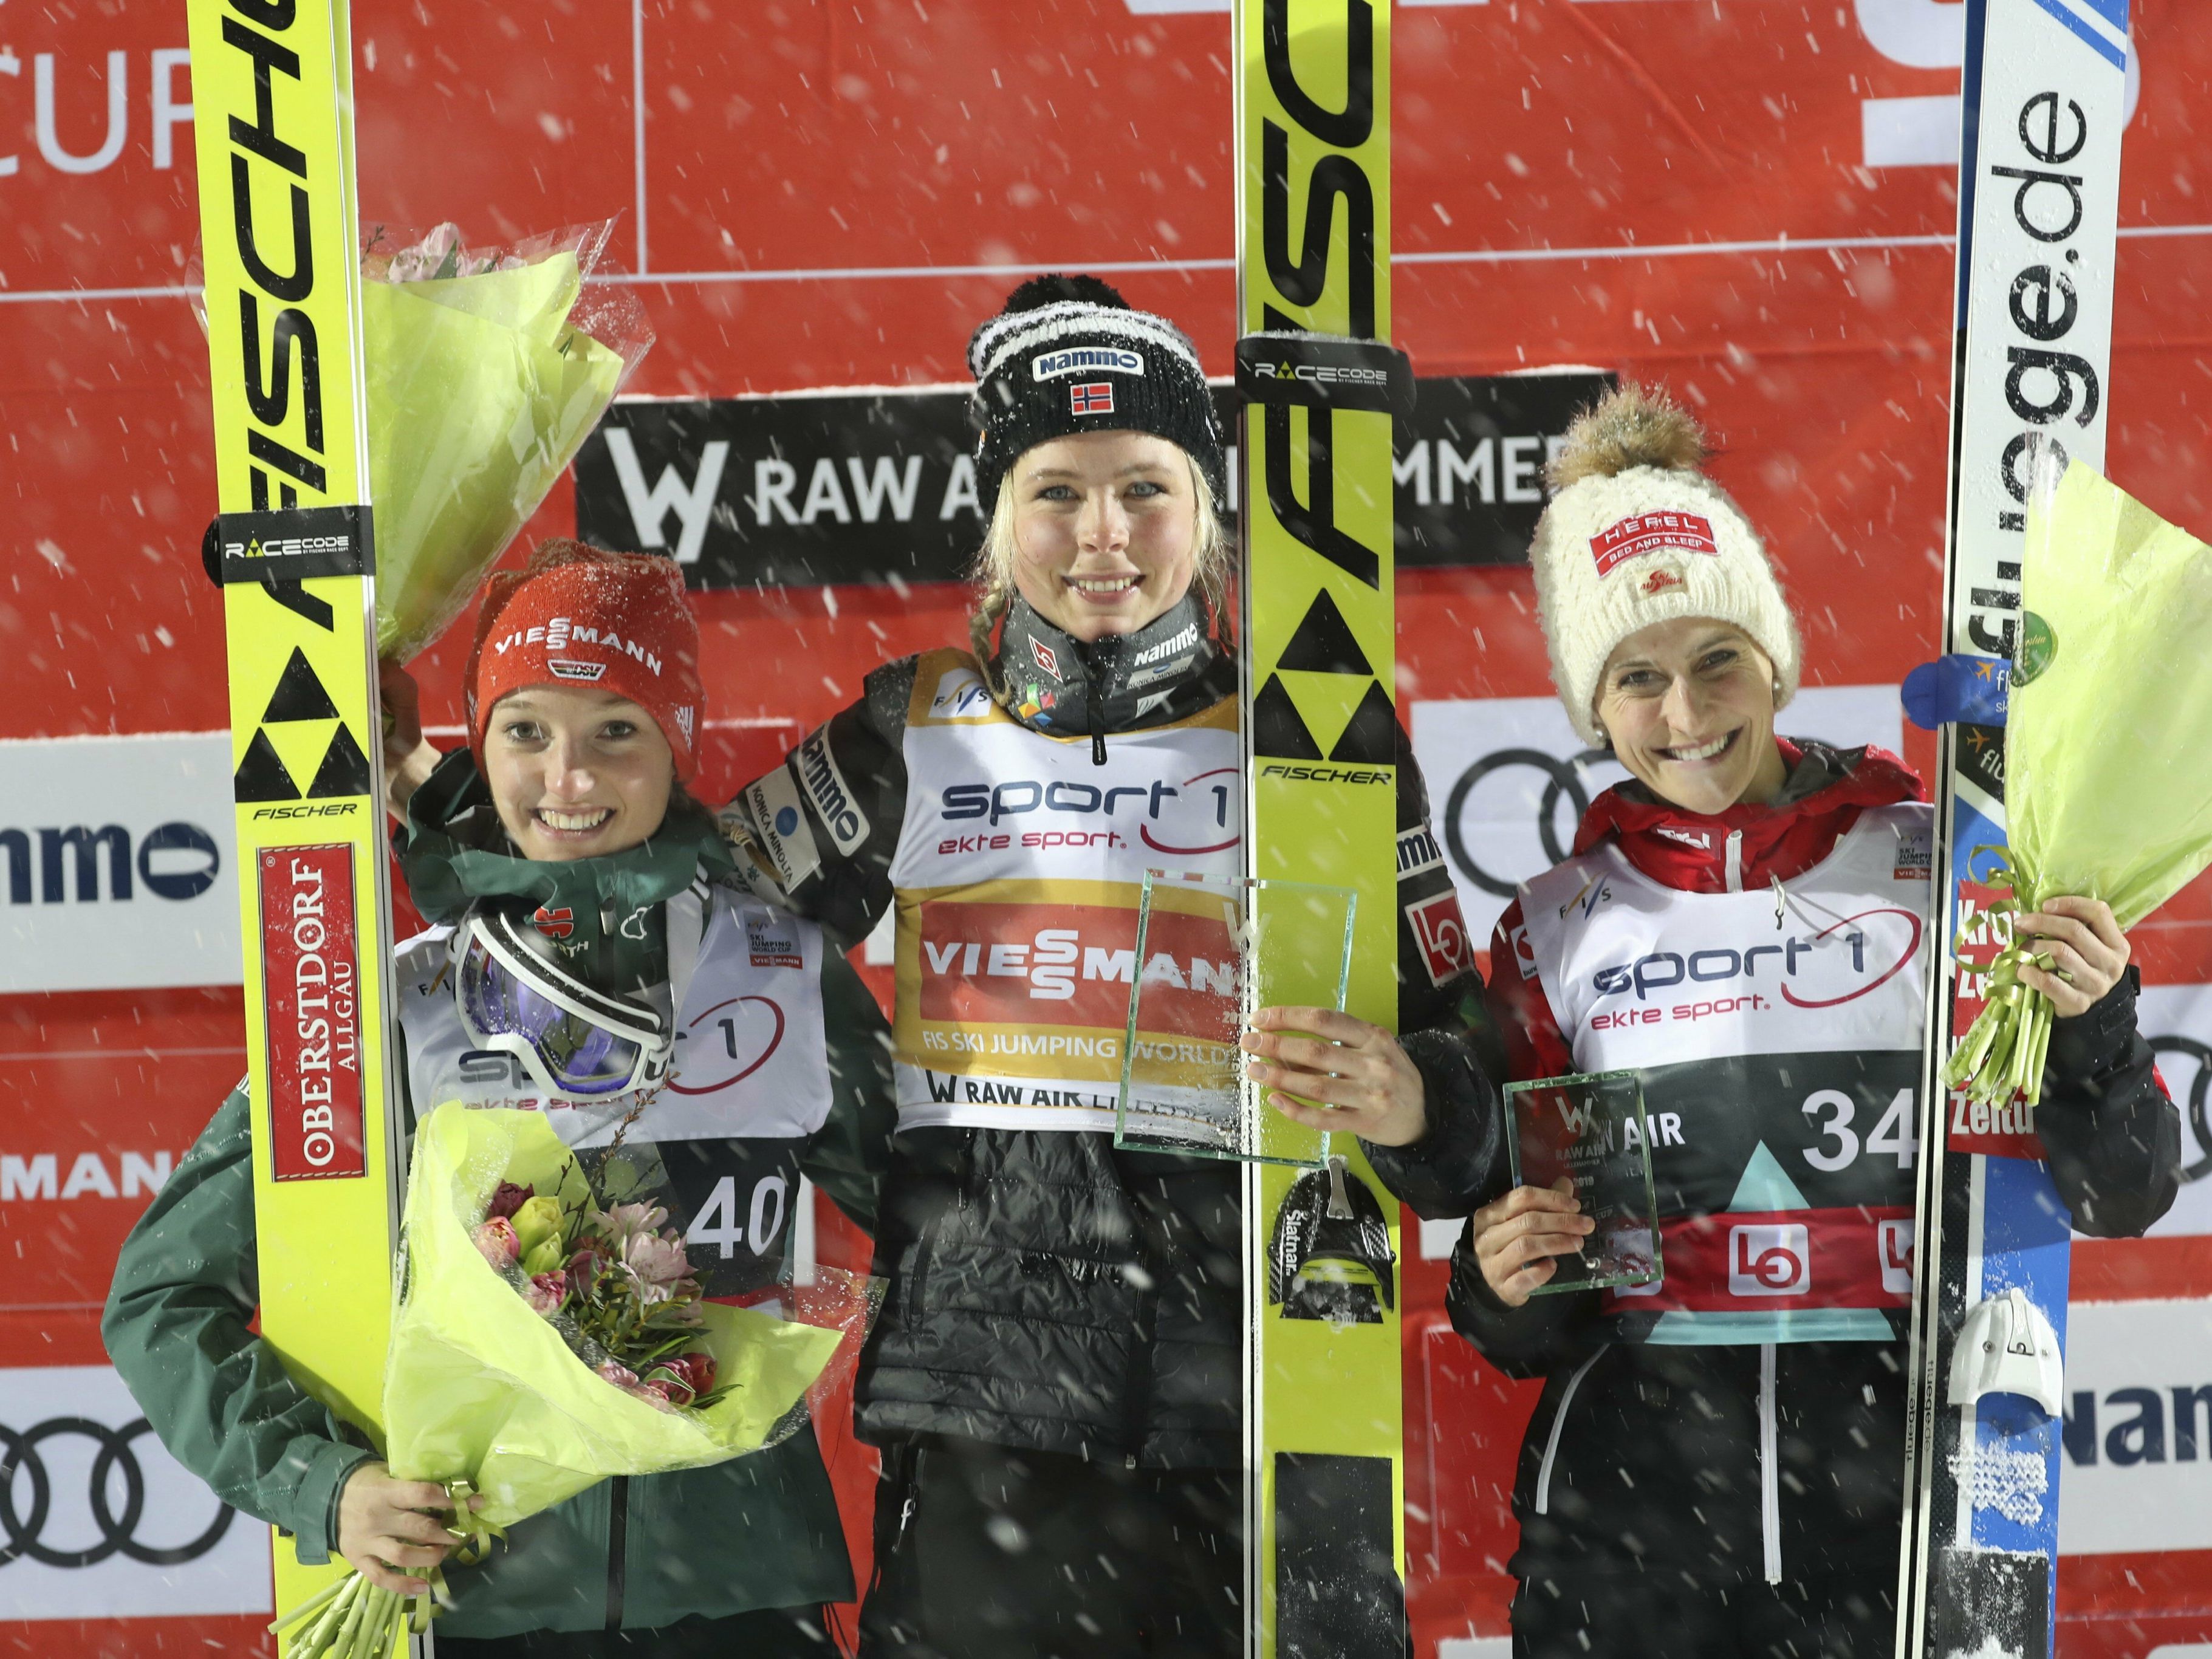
[186,2,404,1650]
[1234,1,1411,1652]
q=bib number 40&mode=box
[686,1173,790,1259]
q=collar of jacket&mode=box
[994,592,1233,737]
[1572,739,1928,894]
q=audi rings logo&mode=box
[2148,1034,2212,1185]
[1442,745,1615,898]
[1,1416,235,1568]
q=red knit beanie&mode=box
[464,540,704,782]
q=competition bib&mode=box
[1517,806,1934,1343]
[396,888,832,1298]
[887,649,1242,1134]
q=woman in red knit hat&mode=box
[107,541,898,1657]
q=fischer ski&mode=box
[1233,2,1412,1654]
[1900,3,2129,1656]
[185,1,409,1651]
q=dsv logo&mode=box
[0,1417,234,1568]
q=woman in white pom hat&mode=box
[1437,384,2177,1657]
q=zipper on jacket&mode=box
[1533,1347,1607,1516]
[956,1127,979,1213]
[1092,727,1108,765]
[1758,1343,1782,1585]
[1725,829,1745,893]
[604,1474,629,1630]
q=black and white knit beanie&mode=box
[966,275,1225,511]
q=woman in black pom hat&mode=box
[722,275,1498,1656]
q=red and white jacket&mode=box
[1487,741,1932,1345]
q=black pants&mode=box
[858,1437,1239,1659]
[441,1604,839,1657]
[1511,1565,1897,1659]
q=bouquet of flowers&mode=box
[192,219,650,665]
[360,221,652,662]
[1944,457,2212,1105]
[270,1103,866,1657]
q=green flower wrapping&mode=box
[1945,460,2212,1106]
[360,222,651,663]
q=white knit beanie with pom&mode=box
[1529,383,1802,747]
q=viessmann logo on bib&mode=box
[916,901,1234,1027]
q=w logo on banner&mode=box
[1070,382,1115,416]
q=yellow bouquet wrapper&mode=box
[363,244,637,663]
[1945,459,2212,1105]
[383,1102,841,1529]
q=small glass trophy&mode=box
[1113,872,1355,1168]
[1503,1069,1662,1295]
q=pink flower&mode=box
[485,1182,534,1223]
[598,1202,670,1248]
[567,1243,607,1283]
[474,1217,519,1270]
[631,1380,682,1411]
[524,1271,567,1316]
[595,1360,639,1389]
[623,1231,692,1288]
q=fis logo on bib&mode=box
[1032,347,1145,380]
[745,912,804,969]
[926,666,996,723]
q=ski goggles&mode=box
[454,907,671,1100]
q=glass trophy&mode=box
[1502,1069,1663,1295]
[1113,872,1355,1168]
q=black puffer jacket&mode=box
[725,596,1489,1466]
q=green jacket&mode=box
[102,948,894,1639]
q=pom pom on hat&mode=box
[1528,383,1801,747]
[1547,380,1707,489]
[993,272,1133,319]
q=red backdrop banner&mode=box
[4,3,2208,1654]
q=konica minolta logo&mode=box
[1033,347,1145,381]
[1131,624,1200,666]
